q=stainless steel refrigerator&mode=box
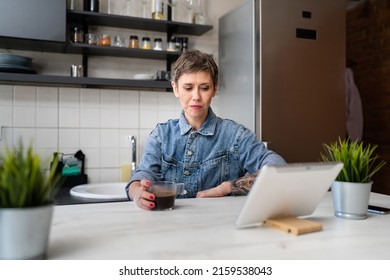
[218,0,346,162]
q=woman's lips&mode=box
[190,105,202,110]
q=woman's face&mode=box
[172,71,217,130]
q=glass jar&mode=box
[85,33,97,45]
[129,35,139,48]
[70,27,84,43]
[141,37,152,50]
[113,35,125,47]
[153,38,163,51]
[98,34,111,46]
[167,38,175,52]
[151,0,164,20]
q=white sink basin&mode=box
[70,182,128,200]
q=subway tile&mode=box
[140,91,158,111]
[101,89,120,108]
[85,168,100,183]
[139,109,158,129]
[59,107,80,128]
[158,91,177,111]
[0,106,13,126]
[81,88,100,108]
[14,106,36,127]
[0,127,14,149]
[120,90,139,109]
[99,167,120,183]
[37,107,59,127]
[14,86,36,106]
[59,87,80,107]
[80,108,100,128]
[119,108,139,128]
[100,148,120,168]
[100,108,120,128]
[13,128,36,147]
[0,85,13,106]
[100,128,120,148]
[158,110,177,123]
[59,128,80,150]
[36,87,59,107]
[80,129,100,149]
[36,128,58,149]
[82,148,101,168]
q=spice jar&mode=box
[85,33,97,45]
[167,38,175,52]
[113,36,125,47]
[129,35,139,48]
[141,37,151,50]
[98,34,111,46]
[182,37,188,52]
[153,38,163,51]
[70,27,84,43]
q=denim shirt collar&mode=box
[179,107,217,136]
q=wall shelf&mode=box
[0,9,213,90]
[0,72,171,90]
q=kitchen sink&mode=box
[70,182,128,200]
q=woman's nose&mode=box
[192,89,200,100]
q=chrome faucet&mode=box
[129,135,137,171]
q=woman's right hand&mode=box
[128,179,155,210]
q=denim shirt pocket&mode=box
[161,154,181,182]
[200,150,231,189]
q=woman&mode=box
[126,49,285,210]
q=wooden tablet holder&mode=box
[264,217,323,235]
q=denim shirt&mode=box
[129,108,285,198]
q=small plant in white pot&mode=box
[321,138,386,220]
[0,140,60,259]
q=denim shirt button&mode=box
[184,170,191,176]
[187,150,193,156]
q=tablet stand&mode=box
[264,217,323,235]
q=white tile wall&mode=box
[0,84,188,183]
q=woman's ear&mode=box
[172,81,179,98]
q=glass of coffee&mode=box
[149,181,183,211]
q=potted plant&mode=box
[0,140,60,259]
[321,138,386,220]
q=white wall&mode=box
[0,0,245,183]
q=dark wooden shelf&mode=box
[0,72,172,90]
[66,43,182,59]
[67,10,213,36]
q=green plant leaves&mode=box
[0,140,60,208]
[321,138,386,183]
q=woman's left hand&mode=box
[196,181,232,198]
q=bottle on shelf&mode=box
[151,0,164,20]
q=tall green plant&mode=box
[0,140,60,208]
[321,138,386,183]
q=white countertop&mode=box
[48,192,390,260]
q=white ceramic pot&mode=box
[331,181,372,220]
[0,204,53,259]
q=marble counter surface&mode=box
[48,192,390,260]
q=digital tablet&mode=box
[235,162,343,228]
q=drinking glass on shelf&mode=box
[166,0,180,21]
[194,0,206,24]
[184,0,196,23]
[142,0,150,18]
[126,0,132,16]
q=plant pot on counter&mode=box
[331,181,372,220]
[0,204,53,260]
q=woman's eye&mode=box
[200,86,210,91]
[184,87,193,91]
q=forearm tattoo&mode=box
[230,170,261,196]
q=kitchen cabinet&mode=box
[0,9,212,90]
